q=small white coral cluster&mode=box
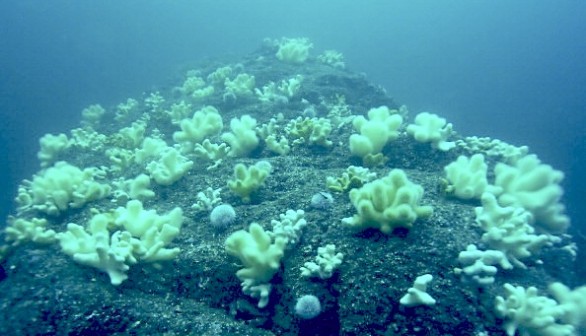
[453,154,568,285]
[178,72,215,100]
[275,37,313,64]
[475,193,555,269]
[441,144,572,309]
[223,73,256,101]
[225,223,287,308]
[256,117,290,156]
[225,209,311,308]
[448,151,575,336]
[407,112,455,151]
[286,116,333,148]
[176,66,258,105]
[445,153,569,232]
[300,244,343,279]
[317,50,345,68]
[57,200,183,285]
[227,161,272,203]
[494,154,569,233]
[80,104,106,127]
[135,137,194,186]
[145,147,193,186]
[114,98,139,122]
[116,121,146,149]
[111,174,155,204]
[193,139,231,170]
[454,244,512,286]
[16,161,111,216]
[4,217,56,245]
[170,105,229,169]
[191,187,222,212]
[221,115,259,157]
[173,105,223,153]
[166,101,193,124]
[70,127,107,149]
[326,165,377,193]
[349,106,403,160]
[457,136,529,163]
[37,133,70,168]
[145,92,165,113]
[342,169,433,234]
[400,274,436,307]
[269,209,307,245]
[206,66,233,86]
[323,94,353,128]
[444,154,492,200]
[255,75,303,104]
[495,283,586,336]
